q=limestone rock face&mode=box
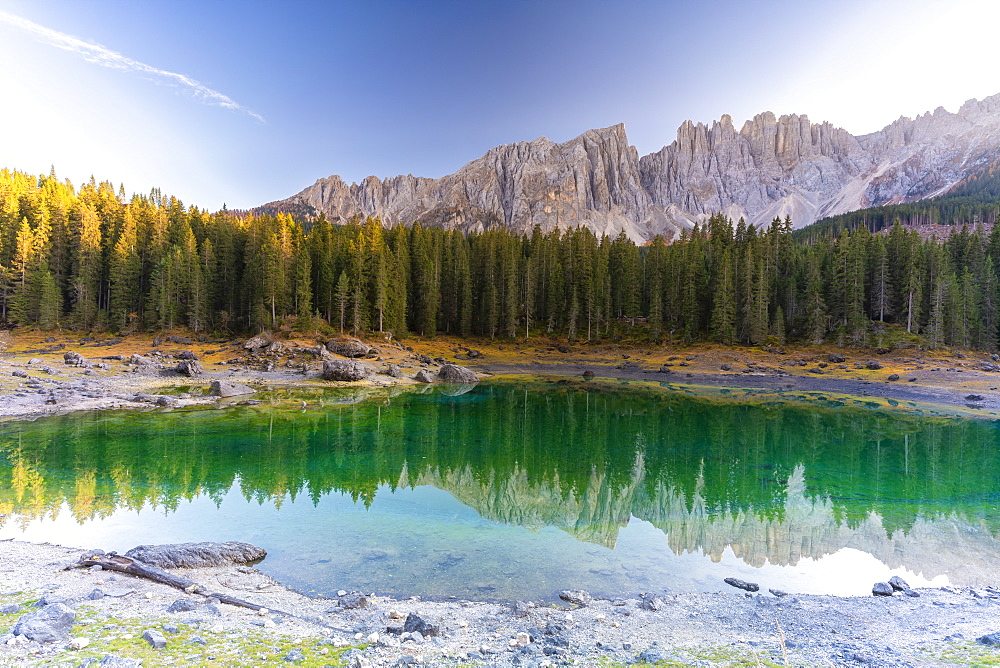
[261,93,1000,237]
[264,124,681,242]
[641,94,1000,230]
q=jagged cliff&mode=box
[268,125,679,242]
[260,93,1000,240]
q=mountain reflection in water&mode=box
[1,379,998,598]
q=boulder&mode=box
[402,612,439,638]
[414,369,435,383]
[872,582,894,596]
[723,577,759,592]
[208,380,256,398]
[129,354,154,366]
[124,541,266,568]
[638,592,664,611]
[326,338,371,358]
[175,360,204,376]
[143,629,167,649]
[384,364,403,378]
[866,360,883,370]
[166,599,198,613]
[888,575,910,591]
[175,350,199,360]
[12,602,76,643]
[337,592,368,610]
[437,363,478,383]
[978,633,1000,646]
[244,333,272,351]
[558,589,592,606]
[63,351,87,367]
[322,359,370,382]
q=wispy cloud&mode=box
[0,10,264,123]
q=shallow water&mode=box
[1,378,998,601]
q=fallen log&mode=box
[73,551,267,611]
[70,551,348,633]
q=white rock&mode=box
[68,637,90,650]
[515,632,531,646]
[366,632,379,644]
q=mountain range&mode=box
[257,93,1000,242]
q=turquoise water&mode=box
[1,378,998,600]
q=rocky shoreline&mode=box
[3,332,1000,665]
[3,540,1000,667]
[2,332,1000,421]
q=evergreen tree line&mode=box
[2,168,1000,350]
[797,159,1000,241]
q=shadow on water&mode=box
[1,377,999,600]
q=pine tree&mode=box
[335,270,349,333]
[709,248,736,345]
[805,255,827,345]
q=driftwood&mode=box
[70,551,348,633]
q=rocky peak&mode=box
[260,92,1000,237]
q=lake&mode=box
[1,377,998,601]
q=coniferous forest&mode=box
[2,168,1000,350]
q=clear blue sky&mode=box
[1,0,997,211]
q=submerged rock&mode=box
[209,380,255,397]
[125,541,266,568]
